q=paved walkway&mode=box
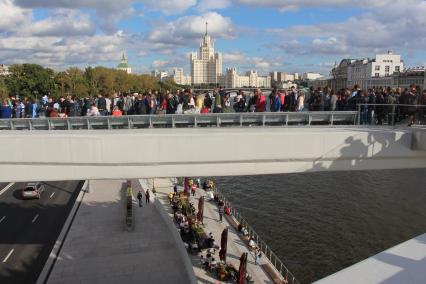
[152,178,274,284]
[48,179,195,284]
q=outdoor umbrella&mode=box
[184,177,189,196]
[219,228,228,262]
[238,252,248,284]
[197,196,204,224]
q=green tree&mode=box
[0,77,8,100]
[6,64,54,99]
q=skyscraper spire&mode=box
[205,22,208,36]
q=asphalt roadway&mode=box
[0,181,83,284]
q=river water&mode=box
[212,169,426,283]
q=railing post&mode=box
[87,118,91,130]
[149,116,153,128]
[172,116,175,128]
[107,118,111,130]
[330,114,334,126]
[194,116,197,128]
[391,104,396,126]
[66,119,71,130]
[357,104,361,125]
[308,114,312,126]
[285,114,288,126]
[262,114,266,126]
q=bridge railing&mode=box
[0,111,358,131]
[356,104,426,126]
[215,189,299,284]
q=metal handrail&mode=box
[356,103,426,126]
[0,111,358,131]
[214,189,299,284]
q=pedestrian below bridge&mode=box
[137,190,143,207]
[145,189,150,204]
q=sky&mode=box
[1,0,426,75]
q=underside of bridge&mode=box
[0,127,425,182]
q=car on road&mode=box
[22,182,45,199]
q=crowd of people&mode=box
[1,85,425,125]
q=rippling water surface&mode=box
[213,169,426,283]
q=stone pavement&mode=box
[152,178,274,284]
[47,179,196,284]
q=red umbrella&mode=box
[197,196,204,224]
[219,228,228,262]
[184,177,190,196]
[238,252,248,284]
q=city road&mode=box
[0,181,83,284]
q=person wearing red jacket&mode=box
[255,89,266,112]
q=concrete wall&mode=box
[0,127,425,182]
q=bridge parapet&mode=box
[0,127,425,183]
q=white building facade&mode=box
[347,51,403,90]
[190,26,222,85]
[220,68,271,88]
[171,68,192,86]
[0,64,10,76]
[152,70,169,81]
[301,72,323,81]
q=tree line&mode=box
[0,64,182,100]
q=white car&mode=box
[22,182,45,199]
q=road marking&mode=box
[49,192,55,199]
[2,249,14,263]
[32,214,39,223]
[0,183,15,197]
[0,216,5,223]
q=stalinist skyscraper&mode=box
[190,22,222,85]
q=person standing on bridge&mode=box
[145,189,150,204]
[137,190,143,207]
[218,201,224,222]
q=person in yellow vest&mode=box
[196,94,203,112]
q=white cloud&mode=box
[0,0,31,32]
[223,51,283,73]
[14,0,135,31]
[196,0,231,12]
[237,0,393,11]
[0,31,128,67]
[151,60,169,68]
[145,12,235,52]
[14,0,133,14]
[23,10,96,37]
[141,0,197,15]
[268,0,426,57]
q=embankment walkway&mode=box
[152,178,274,284]
[46,179,195,284]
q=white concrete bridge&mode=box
[0,126,425,183]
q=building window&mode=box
[375,66,380,71]
[395,66,400,72]
[375,73,380,77]
[385,66,390,72]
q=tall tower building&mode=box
[190,22,222,85]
